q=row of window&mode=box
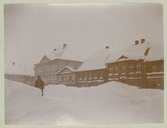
[35,70,58,77]
[109,63,142,74]
[36,61,59,68]
[77,71,104,80]
[61,76,72,81]
[108,63,164,74]
[150,64,164,72]
[35,62,79,72]
[35,67,58,73]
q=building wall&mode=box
[144,60,164,89]
[5,74,35,85]
[57,73,76,86]
[76,69,107,87]
[107,59,164,89]
[107,60,144,87]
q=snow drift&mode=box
[5,79,163,125]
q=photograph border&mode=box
[0,0,166,128]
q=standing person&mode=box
[35,75,44,96]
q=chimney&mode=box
[141,39,145,44]
[135,40,139,45]
[12,62,15,65]
[54,49,57,51]
[106,46,109,49]
[63,44,67,49]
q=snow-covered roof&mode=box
[46,47,83,62]
[5,63,34,76]
[106,42,149,63]
[77,48,111,71]
[56,66,77,75]
[144,43,164,62]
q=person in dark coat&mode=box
[35,75,44,96]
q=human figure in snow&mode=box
[35,75,44,96]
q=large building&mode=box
[34,44,83,85]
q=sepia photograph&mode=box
[4,3,164,125]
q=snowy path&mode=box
[5,79,164,125]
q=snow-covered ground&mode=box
[5,79,164,125]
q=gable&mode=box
[117,55,128,60]
[39,55,50,63]
[59,68,74,74]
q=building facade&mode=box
[5,74,34,85]
[106,39,164,89]
[143,44,164,89]
[56,66,77,86]
[76,46,110,87]
[5,62,35,85]
[144,60,164,89]
[107,59,144,87]
[77,69,107,87]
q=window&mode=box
[136,63,141,72]
[109,67,113,74]
[89,72,92,78]
[115,66,118,73]
[79,73,82,80]
[121,64,126,73]
[84,73,87,80]
[160,63,164,72]
[100,71,103,79]
[152,64,157,72]
[78,74,80,79]
[94,72,97,79]
[69,76,72,80]
[129,63,134,72]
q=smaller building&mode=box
[77,46,111,87]
[56,66,77,86]
[5,62,35,85]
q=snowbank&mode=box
[5,79,163,125]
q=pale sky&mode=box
[4,3,163,71]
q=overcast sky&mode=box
[4,3,163,70]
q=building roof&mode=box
[77,48,111,71]
[144,43,164,62]
[46,47,83,62]
[5,63,34,76]
[106,42,150,64]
